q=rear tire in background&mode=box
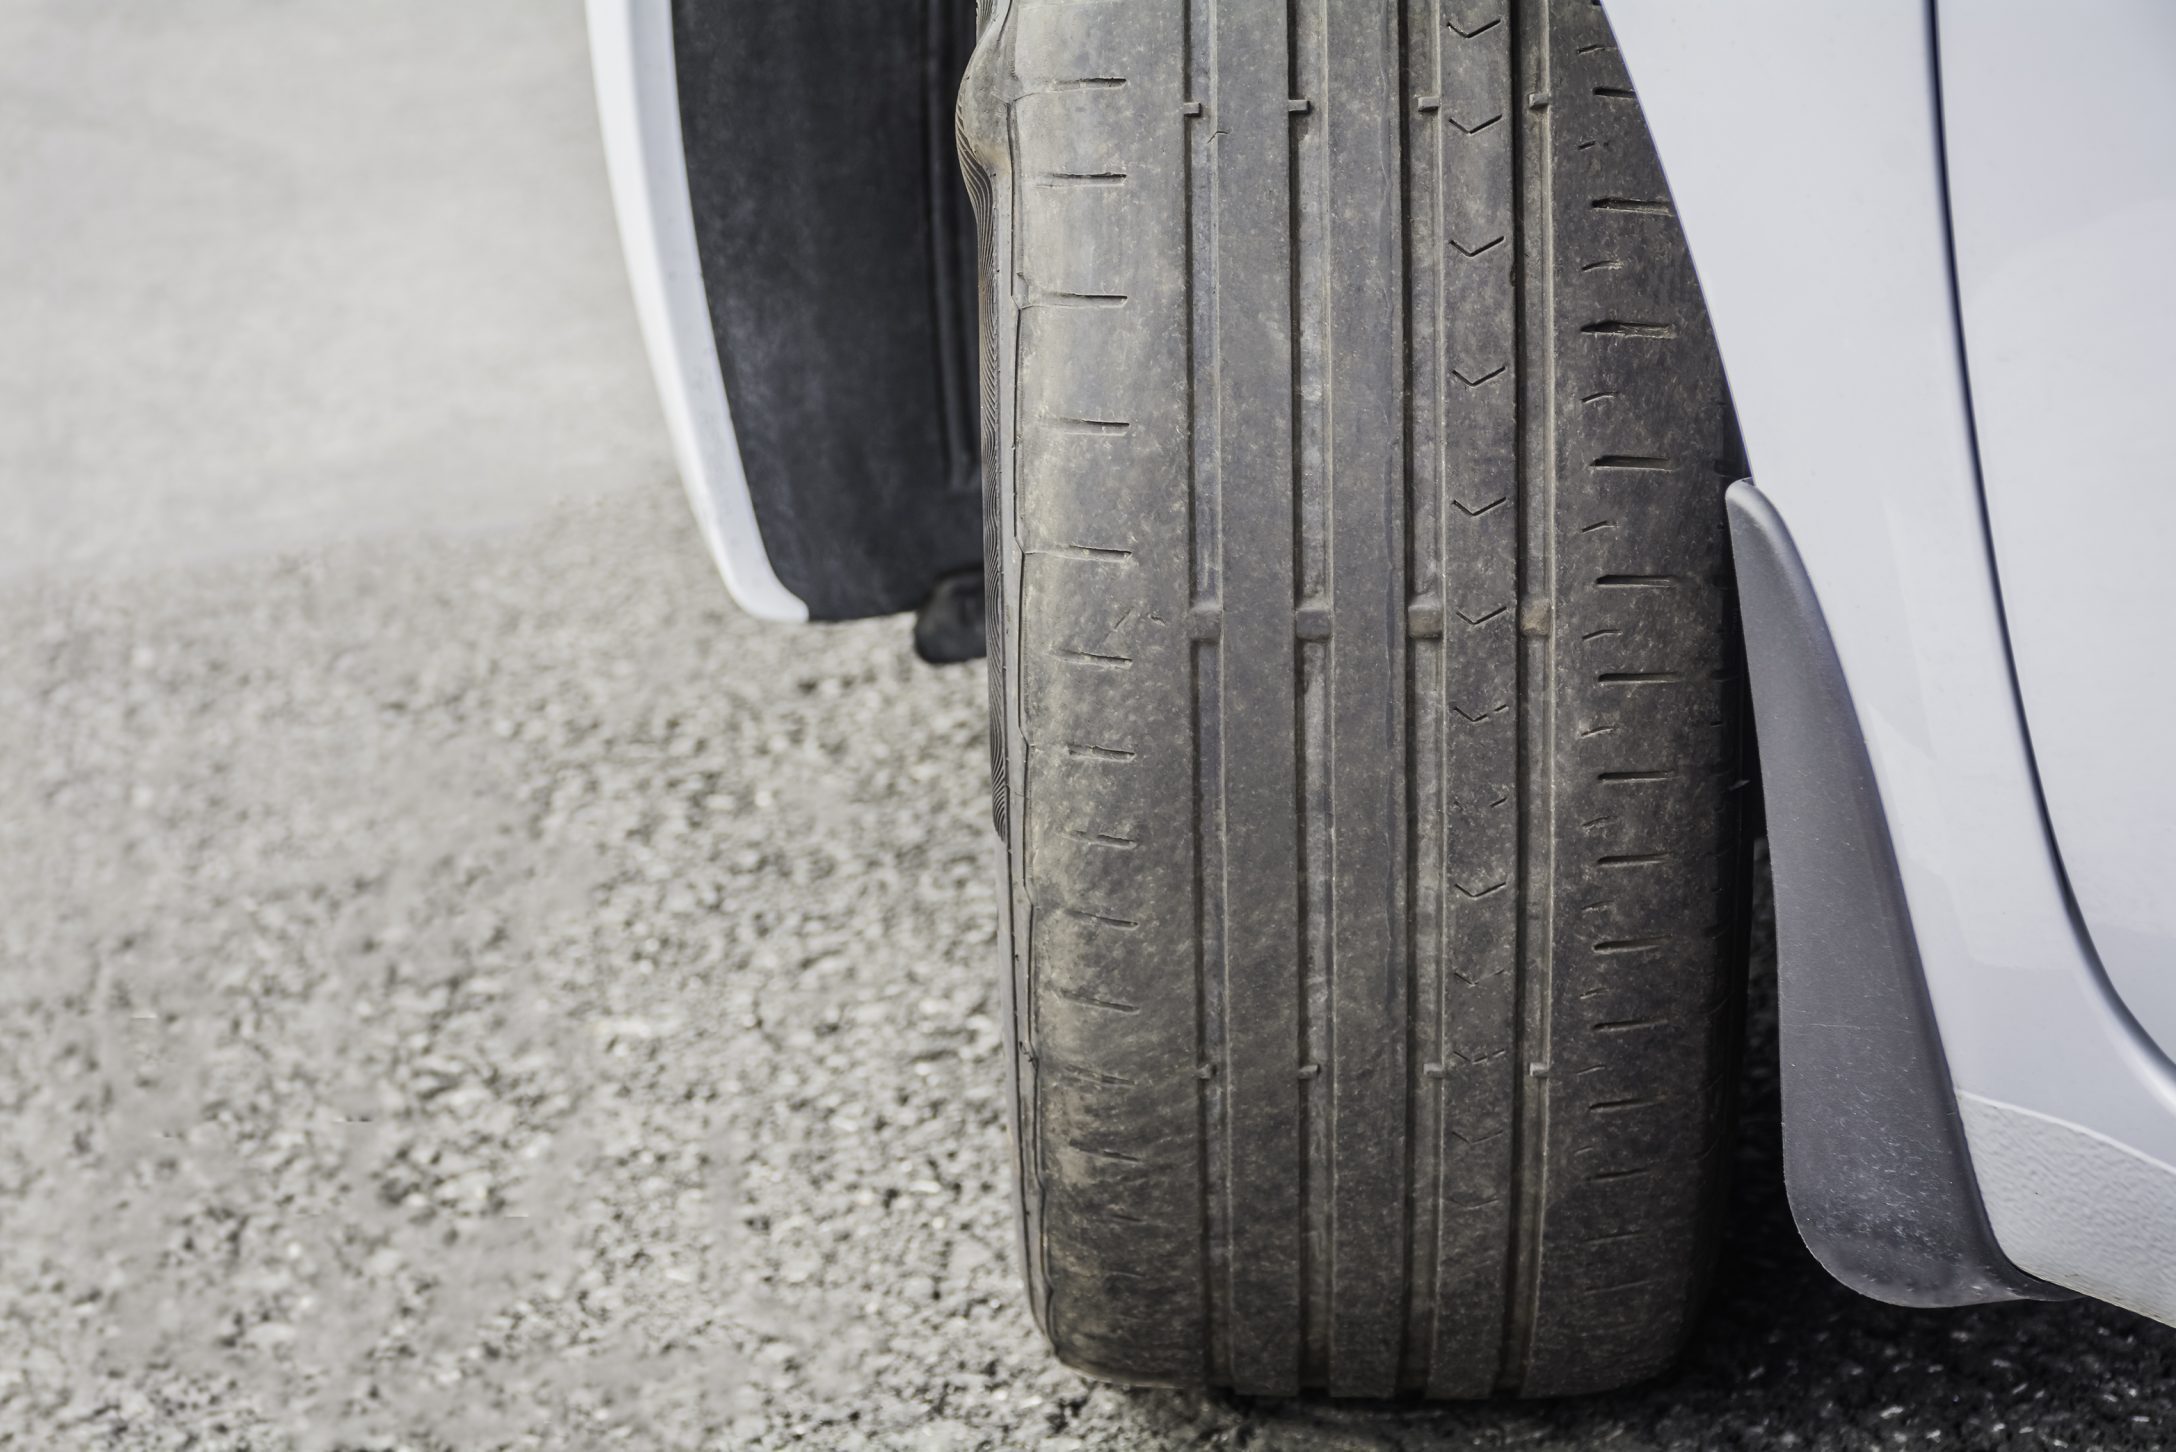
[960,0,1749,1397]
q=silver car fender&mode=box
[1611,0,2176,1324]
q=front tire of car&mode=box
[961,0,1751,1397]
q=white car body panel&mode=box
[1940,3,2176,1057]
[584,0,808,623]
[1609,0,2176,1321]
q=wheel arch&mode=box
[589,0,984,623]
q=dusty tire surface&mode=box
[960,0,1749,1399]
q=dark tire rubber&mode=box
[959,0,1749,1398]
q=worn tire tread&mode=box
[960,0,1748,1399]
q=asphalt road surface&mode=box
[6,482,2175,1450]
[0,0,665,581]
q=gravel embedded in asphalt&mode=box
[4,482,2173,1450]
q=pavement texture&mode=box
[6,482,2176,1451]
[0,0,666,582]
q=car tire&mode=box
[959,0,1750,1398]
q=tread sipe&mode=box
[959,0,1749,1399]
